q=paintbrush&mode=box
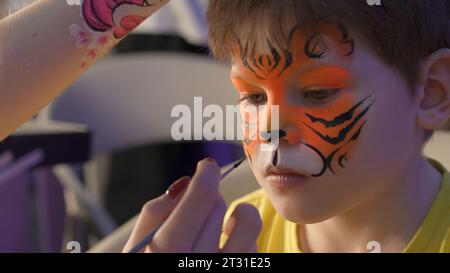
[128,157,246,253]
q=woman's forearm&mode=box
[0,0,168,140]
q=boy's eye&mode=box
[239,93,267,105]
[302,88,340,103]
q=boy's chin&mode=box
[271,196,341,224]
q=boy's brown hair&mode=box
[206,0,450,90]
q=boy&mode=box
[207,0,450,252]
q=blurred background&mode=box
[0,0,449,253]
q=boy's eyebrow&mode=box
[296,65,352,86]
[231,63,351,84]
[229,70,259,84]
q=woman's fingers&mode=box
[153,158,221,252]
[125,158,247,253]
[122,176,190,252]
[222,203,262,253]
[222,211,236,237]
[192,197,227,253]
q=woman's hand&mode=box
[123,158,262,253]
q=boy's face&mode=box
[230,21,422,223]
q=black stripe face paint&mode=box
[238,20,355,80]
[240,40,293,80]
[302,95,374,177]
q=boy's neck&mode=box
[298,156,442,253]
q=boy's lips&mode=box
[264,166,309,189]
[264,166,308,177]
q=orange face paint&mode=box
[232,21,375,177]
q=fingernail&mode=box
[166,176,190,199]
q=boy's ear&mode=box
[416,49,450,130]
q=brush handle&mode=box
[128,223,163,253]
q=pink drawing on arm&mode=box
[82,0,159,39]
[70,24,90,48]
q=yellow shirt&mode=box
[220,160,450,253]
